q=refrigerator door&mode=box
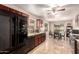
[0,15,10,51]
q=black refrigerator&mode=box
[0,10,27,53]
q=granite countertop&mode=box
[28,32,45,36]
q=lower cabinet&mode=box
[10,33,46,53]
[35,35,39,47]
[28,36,35,50]
[26,33,46,53]
[74,40,79,54]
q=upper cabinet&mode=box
[27,17,45,36]
[0,4,28,17]
[27,15,49,37]
[36,19,44,33]
[28,18,36,34]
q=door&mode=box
[0,13,10,51]
[18,16,27,45]
[11,16,18,47]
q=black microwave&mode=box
[72,30,79,34]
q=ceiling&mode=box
[14,4,79,22]
[14,4,50,18]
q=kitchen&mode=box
[0,4,79,54]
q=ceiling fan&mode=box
[47,6,65,13]
[45,6,66,18]
[52,6,65,13]
[48,4,66,12]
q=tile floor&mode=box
[28,37,74,54]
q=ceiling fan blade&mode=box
[57,8,65,11]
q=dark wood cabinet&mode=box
[28,36,35,50]
[35,35,39,46]
[25,33,46,53]
[35,33,46,46]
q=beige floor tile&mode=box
[28,37,74,54]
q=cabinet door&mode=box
[39,35,41,44]
[23,38,30,52]
[27,36,35,51]
[35,35,39,46]
[76,41,79,53]
[0,14,10,50]
[29,36,35,49]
